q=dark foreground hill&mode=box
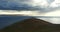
[0,17,60,32]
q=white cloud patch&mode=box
[0,9,60,16]
[31,0,49,8]
[0,10,42,16]
[50,0,60,8]
[38,18,60,24]
[42,9,60,16]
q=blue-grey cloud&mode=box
[47,0,55,4]
[0,0,53,10]
[0,0,39,10]
[0,0,60,13]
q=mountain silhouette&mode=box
[0,17,60,32]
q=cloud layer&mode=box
[0,0,60,16]
[0,0,59,10]
[0,0,60,24]
[0,0,60,11]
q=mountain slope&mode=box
[0,17,60,32]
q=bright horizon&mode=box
[0,10,60,16]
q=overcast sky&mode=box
[0,0,60,16]
[0,0,60,24]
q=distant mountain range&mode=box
[0,17,60,32]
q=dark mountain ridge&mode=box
[0,17,60,32]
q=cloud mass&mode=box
[0,0,60,16]
[0,0,60,24]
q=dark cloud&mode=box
[0,0,60,13]
[0,0,47,10]
[0,0,35,10]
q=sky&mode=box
[0,0,60,16]
[0,0,60,24]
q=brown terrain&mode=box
[0,17,60,32]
